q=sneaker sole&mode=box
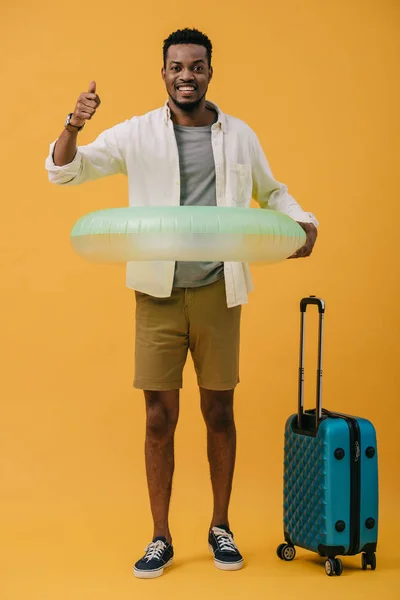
[133,557,174,579]
[208,544,244,571]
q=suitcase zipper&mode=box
[344,417,361,555]
[323,410,361,555]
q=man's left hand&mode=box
[289,222,318,259]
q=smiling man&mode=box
[46,28,318,579]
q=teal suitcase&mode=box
[277,297,379,576]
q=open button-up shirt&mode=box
[45,100,318,307]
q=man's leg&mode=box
[144,389,180,544]
[200,387,236,529]
[133,289,187,577]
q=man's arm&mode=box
[250,130,318,258]
[45,81,127,185]
[53,128,80,167]
[53,81,100,166]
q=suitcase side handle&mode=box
[298,296,325,430]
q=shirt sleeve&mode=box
[250,130,319,227]
[45,121,129,185]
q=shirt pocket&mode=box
[227,163,253,207]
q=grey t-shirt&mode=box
[173,120,224,288]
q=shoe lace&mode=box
[143,540,166,562]
[213,527,238,553]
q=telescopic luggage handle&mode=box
[300,297,325,314]
[298,296,325,430]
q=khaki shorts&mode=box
[134,278,241,391]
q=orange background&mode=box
[1,0,399,598]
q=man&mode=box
[46,28,318,579]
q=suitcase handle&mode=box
[298,296,325,430]
[300,296,325,314]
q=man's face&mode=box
[162,44,213,112]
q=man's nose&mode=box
[178,68,194,81]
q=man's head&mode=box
[162,28,213,112]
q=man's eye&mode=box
[194,66,203,71]
[171,66,180,71]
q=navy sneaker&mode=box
[133,536,174,579]
[208,525,244,571]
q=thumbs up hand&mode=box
[70,81,101,128]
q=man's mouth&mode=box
[176,85,197,95]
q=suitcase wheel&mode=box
[362,552,376,571]
[325,558,335,576]
[276,543,296,561]
[334,558,343,576]
[325,557,343,576]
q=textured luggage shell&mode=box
[284,413,378,555]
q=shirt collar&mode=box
[163,99,226,131]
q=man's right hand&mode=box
[53,81,101,166]
[70,81,101,127]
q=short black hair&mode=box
[163,28,213,68]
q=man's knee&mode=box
[145,390,179,441]
[201,389,235,433]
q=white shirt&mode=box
[45,100,318,307]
